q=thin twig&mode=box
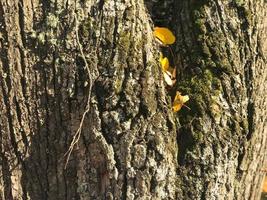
[168,45,175,64]
[64,13,93,169]
[183,104,191,110]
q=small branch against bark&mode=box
[64,13,93,169]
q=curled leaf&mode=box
[160,54,176,86]
[172,92,189,112]
[163,71,176,86]
[153,27,176,45]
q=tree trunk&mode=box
[0,0,266,200]
[170,1,267,200]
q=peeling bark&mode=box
[0,0,266,200]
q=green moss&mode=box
[215,60,232,74]
[194,18,207,34]
[192,1,209,10]
[201,43,211,58]
[193,131,204,143]
[190,0,236,75]
[234,0,245,7]
[178,69,219,117]
[118,32,131,58]
[205,59,216,68]
[119,32,131,49]
[176,66,224,148]
[175,0,240,155]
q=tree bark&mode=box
[170,1,267,200]
[0,0,266,200]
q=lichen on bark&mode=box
[0,0,266,200]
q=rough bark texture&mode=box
[0,0,266,200]
[170,1,267,200]
[0,0,177,199]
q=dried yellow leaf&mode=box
[159,54,169,72]
[172,92,189,112]
[153,27,176,45]
[159,54,176,86]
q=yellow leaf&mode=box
[159,54,176,86]
[159,54,169,72]
[153,27,176,45]
[172,92,189,112]
[172,103,183,112]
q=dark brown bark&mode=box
[0,0,266,200]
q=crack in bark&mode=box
[14,97,29,154]
[18,0,26,47]
[0,0,265,199]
